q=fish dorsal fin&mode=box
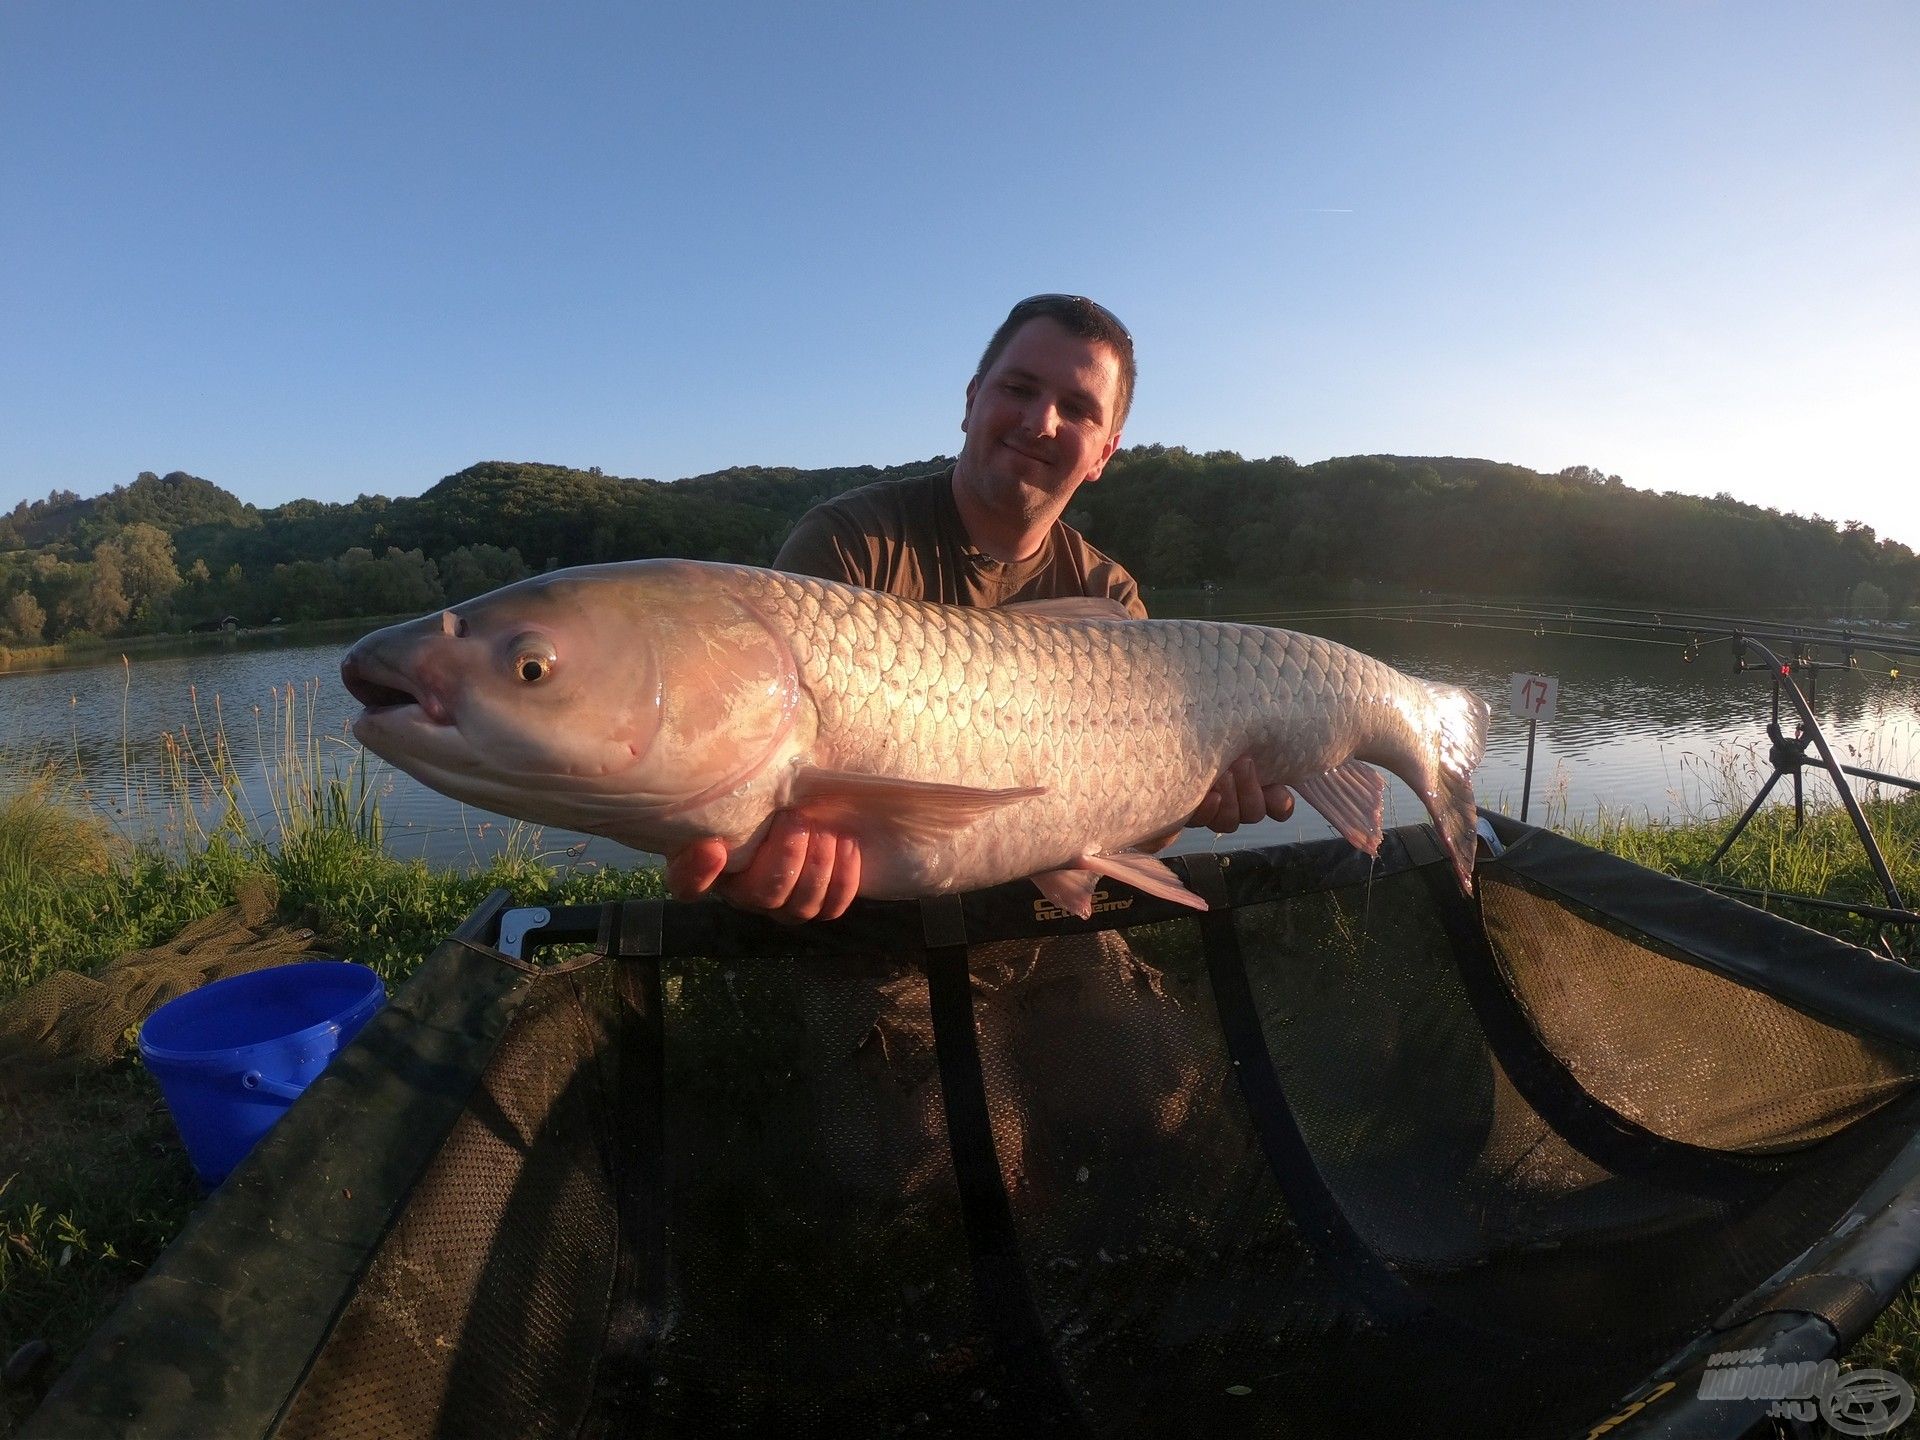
[788,767,1044,847]
[1030,851,1209,918]
[1293,760,1386,856]
[1003,596,1134,622]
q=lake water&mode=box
[4,602,1918,872]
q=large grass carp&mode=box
[341,561,1489,914]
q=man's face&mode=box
[956,317,1125,529]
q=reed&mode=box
[0,778,117,894]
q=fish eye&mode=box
[509,635,556,684]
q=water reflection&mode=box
[3,612,1917,871]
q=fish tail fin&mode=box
[1419,680,1490,895]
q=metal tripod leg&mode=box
[1709,770,1786,867]
[1736,639,1907,911]
[1788,690,1906,910]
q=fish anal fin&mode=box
[1031,868,1100,920]
[788,767,1044,848]
[1041,851,1209,913]
[1004,596,1135,622]
[1294,761,1386,856]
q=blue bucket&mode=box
[139,961,386,1187]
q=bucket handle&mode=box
[241,1071,306,1101]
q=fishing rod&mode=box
[1389,603,1920,664]
[1227,592,1920,651]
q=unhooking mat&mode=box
[24,818,1920,1439]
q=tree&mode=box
[439,542,530,602]
[271,560,346,622]
[1850,581,1890,622]
[28,553,87,638]
[325,548,438,615]
[1226,521,1281,582]
[366,548,444,613]
[81,549,131,634]
[5,590,45,644]
[1279,519,1331,585]
[108,522,183,622]
[1146,514,1203,585]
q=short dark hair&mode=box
[974,294,1135,430]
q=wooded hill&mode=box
[2,452,1915,646]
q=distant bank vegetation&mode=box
[2,452,1916,651]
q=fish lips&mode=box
[341,652,456,729]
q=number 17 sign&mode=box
[1509,673,1559,822]
[1509,673,1559,722]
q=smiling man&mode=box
[773,294,1146,614]
[665,294,1293,920]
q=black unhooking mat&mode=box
[26,816,1920,1439]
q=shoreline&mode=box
[0,613,421,678]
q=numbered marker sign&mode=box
[1509,673,1559,723]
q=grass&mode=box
[0,781,117,892]
[7,706,1920,1428]
[1570,734,1920,961]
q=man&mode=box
[666,294,1293,920]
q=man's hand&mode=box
[666,758,1290,915]
[1185,754,1295,834]
[664,811,863,923]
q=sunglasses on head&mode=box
[1011,293,1132,342]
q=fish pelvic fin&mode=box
[1032,852,1209,918]
[1419,680,1491,895]
[1293,761,1386,856]
[788,767,1044,849]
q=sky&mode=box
[3,3,1917,547]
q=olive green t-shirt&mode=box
[773,468,1148,618]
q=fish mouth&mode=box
[341,654,454,726]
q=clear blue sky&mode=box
[4,3,1916,546]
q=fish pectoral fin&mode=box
[788,767,1044,847]
[1002,596,1135,621]
[1294,760,1386,856]
[1031,851,1209,916]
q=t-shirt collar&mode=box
[942,466,1055,583]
